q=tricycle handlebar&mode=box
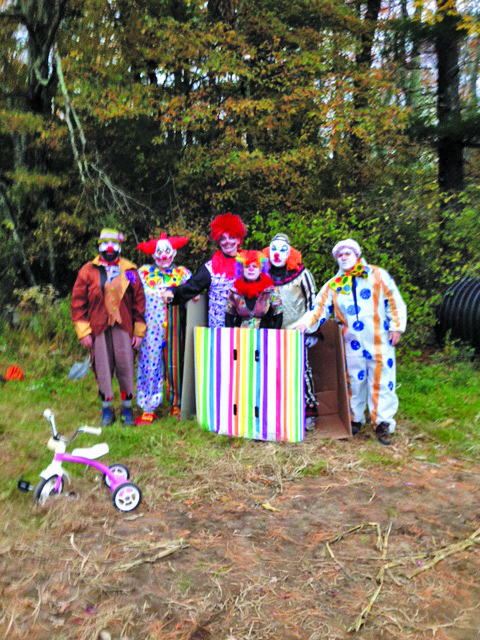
[79,426,102,436]
[43,408,58,437]
[43,410,101,441]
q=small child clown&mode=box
[225,250,283,329]
[135,233,191,424]
[295,239,407,445]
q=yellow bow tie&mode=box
[329,261,369,295]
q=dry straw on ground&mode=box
[1,426,480,639]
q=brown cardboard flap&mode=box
[316,390,338,415]
[180,295,208,420]
[308,320,351,438]
[315,414,349,439]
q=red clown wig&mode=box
[137,232,188,255]
[210,213,246,245]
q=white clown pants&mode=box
[345,347,398,432]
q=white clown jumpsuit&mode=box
[300,261,407,431]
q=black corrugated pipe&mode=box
[436,277,480,353]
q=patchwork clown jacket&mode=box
[225,280,283,329]
[299,260,407,359]
[71,257,146,340]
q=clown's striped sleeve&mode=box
[378,268,407,333]
[296,280,333,332]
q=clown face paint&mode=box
[337,249,357,272]
[154,239,176,269]
[99,241,121,263]
[219,233,240,257]
[244,262,261,282]
[269,239,290,267]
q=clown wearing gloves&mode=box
[262,233,318,429]
[71,228,146,426]
[135,233,192,424]
[295,239,407,445]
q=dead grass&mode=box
[2,424,480,639]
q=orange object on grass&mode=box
[5,365,25,381]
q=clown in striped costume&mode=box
[262,233,318,429]
[135,234,191,424]
[295,239,407,445]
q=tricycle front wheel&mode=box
[34,476,63,505]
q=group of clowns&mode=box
[71,213,407,445]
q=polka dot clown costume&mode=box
[135,233,191,424]
[295,239,407,445]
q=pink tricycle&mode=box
[18,409,142,512]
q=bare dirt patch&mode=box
[2,425,480,640]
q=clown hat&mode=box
[332,239,361,259]
[98,228,124,244]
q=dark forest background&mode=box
[1,0,479,345]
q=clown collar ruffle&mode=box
[234,273,273,298]
[211,250,241,278]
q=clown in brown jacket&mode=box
[71,228,146,425]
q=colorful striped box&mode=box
[194,327,305,442]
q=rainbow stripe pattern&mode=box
[194,327,305,442]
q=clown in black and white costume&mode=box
[262,233,318,428]
[165,213,247,328]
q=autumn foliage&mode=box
[0,0,479,344]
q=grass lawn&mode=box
[1,329,480,640]
[1,332,479,498]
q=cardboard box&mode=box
[180,296,208,421]
[193,326,305,442]
[308,320,351,438]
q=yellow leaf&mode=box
[262,502,280,512]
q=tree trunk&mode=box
[435,2,464,194]
[21,0,68,286]
[351,0,381,167]
[0,185,37,287]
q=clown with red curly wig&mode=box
[135,233,191,424]
[165,213,247,328]
[224,251,283,329]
